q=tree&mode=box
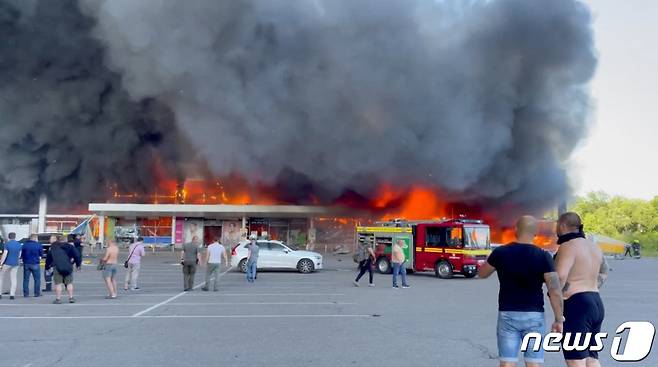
[570,193,658,255]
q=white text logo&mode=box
[520,321,655,362]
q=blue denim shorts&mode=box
[497,311,545,363]
[102,264,117,279]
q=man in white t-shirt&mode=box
[202,237,228,291]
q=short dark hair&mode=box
[8,232,16,239]
[558,212,583,232]
[137,236,144,242]
[56,234,65,242]
[213,236,220,242]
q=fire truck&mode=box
[356,218,491,279]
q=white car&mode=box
[231,240,323,274]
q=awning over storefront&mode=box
[88,203,341,219]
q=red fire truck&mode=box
[356,218,491,278]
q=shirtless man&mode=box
[101,240,120,299]
[555,212,608,367]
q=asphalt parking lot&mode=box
[0,251,656,367]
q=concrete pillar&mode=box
[171,216,177,242]
[308,217,316,251]
[171,216,176,253]
[241,216,248,241]
[37,194,47,233]
[98,215,105,246]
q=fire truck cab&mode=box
[356,219,491,279]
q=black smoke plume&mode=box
[0,0,596,214]
[0,0,193,212]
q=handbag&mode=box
[97,260,106,271]
[124,243,139,269]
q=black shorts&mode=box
[563,291,605,360]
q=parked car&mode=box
[231,240,323,274]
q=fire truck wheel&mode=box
[297,259,315,273]
[435,261,453,279]
[376,257,391,274]
[238,259,248,273]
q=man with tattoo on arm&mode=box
[555,212,607,367]
[479,216,564,367]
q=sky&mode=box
[572,0,658,200]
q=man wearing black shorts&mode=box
[555,212,608,367]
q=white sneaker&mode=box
[352,281,359,287]
[368,283,375,287]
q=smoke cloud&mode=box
[0,0,193,212]
[0,0,596,214]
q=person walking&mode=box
[45,235,82,304]
[101,240,119,299]
[391,239,410,289]
[124,237,145,291]
[353,238,376,287]
[181,235,202,291]
[246,234,259,283]
[202,237,228,291]
[21,233,44,297]
[555,212,607,367]
[0,232,22,300]
[43,235,57,293]
[479,216,564,367]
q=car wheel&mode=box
[435,260,453,279]
[297,258,315,274]
[376,257,391,274]
[238,259,248,273]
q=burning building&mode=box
[0,0,597,234]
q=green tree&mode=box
[570,192,658,256]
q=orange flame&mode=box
[375,186,448,220]
[492,222,558,252]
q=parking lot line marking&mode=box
[209,293,345,296]
[0,303,155,306]
[0,314,372,320]
[0,302,356,307]
[38,293,183,297]
[165,302,357,305]
[73,284,186,286]
[131,267,232,317]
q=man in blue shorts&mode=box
[479,216,564,367]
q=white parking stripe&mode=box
[132,267,232,317]
[0,314,372,320]
[0,302,355,307]
[209,293,345,296]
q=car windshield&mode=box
[464,227,490,249]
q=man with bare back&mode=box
[101,240,120,299]
[555,212,608,367]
